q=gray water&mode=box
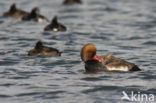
[0,0,156,103]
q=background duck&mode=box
[3,3,29,18]
[81,43,141,72]
[22,7,48,22]
[28,41,62,56]
[63,0,82,5]
[44,16,67,32]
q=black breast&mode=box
[85,60,106,73]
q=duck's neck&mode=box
[93,55,102,62]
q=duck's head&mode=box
[28,41,43,56]
[51,16,58,25]
[81,43,102,62]
[50,16,66,32]
[35,41,43,49]
[30,7,39,16]
[10,3,16,12]
[63,0,82,5]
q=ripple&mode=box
[142,41,156,46]
[81,76,111,81]
[0,94,11,98]
[89,7,117,12]
[0,0,156,103]
[0,60,19,66]
[15,91,66,99]
[0,83,15,87]
[138,72,156,80]
[119,45,141,50]
[82,86,121,94]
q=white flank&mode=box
[53,28,58,32]
[38,18,45,22]
[106,66,129,72]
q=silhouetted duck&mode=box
[44,16,67,32]
[22,7,48,22]
[81,43,141,72]
[3,3,29,18]
[28,41,61,56]
[63,0,82,5]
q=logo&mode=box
[121,91,155,102]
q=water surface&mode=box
[0,0,156,103]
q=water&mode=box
[0,0,156,103]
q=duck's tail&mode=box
[130,65,141,71]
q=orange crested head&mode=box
[81,43,97,62]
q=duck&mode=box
[44,16,67,32]
[81,43,141,72]
[22,7,48,22]
[63,0,82,5]
[28,41,62,56]
[3,3,29,18]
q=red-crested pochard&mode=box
[81,43,141,72]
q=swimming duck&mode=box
[63,0,82,5]
[81,43,141,72]
[44,16,67,32]
[28,41,61,56]
[22,7,48,22]
[3,3,29,18]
